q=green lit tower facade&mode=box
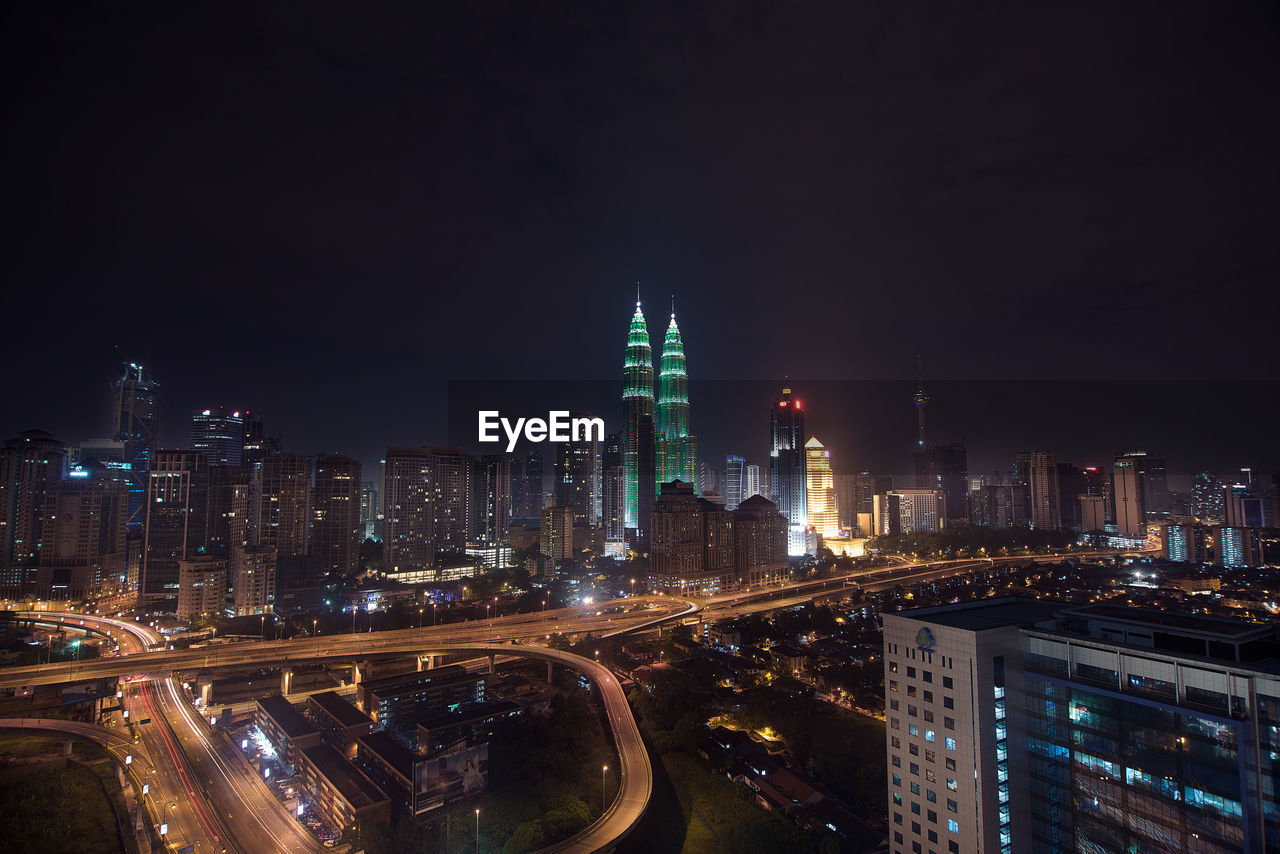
[622,297,654,533]
[656,305,696,488]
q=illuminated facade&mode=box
[111,362,159,531]
[622,297,654,535]
[656,306,696,488]
[804,437,840,539]
[259,453,313,559]
[313,453,363,575]
[190,407,245,467]
[769,388,809,555]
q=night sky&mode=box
[4,4,1278,483]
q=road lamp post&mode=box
[475,808,480,854]
[312,619,318,637]
[418,608,423,628]
[260,615,265,639]
[602,765,608,813]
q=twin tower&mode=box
[622,295,697,543]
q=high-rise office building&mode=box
[259,453,313,559]
[744,463,762,502]
[232,545,276,615]
[649,480,734,596]
[1112,456,1146,538]
[733,495,788,587]
[884,598,1279,854]
[37,474,128,600]
[602,434,625,553]
[1142,454,1171,517]
[636,414,656,551]
[835,473,858,532]
[359,481,378,541]
[141,451,211,601]
[804,438,840,540]
[724,455,746,510]
[1055,462,1084,532]
[554,416,596,527]
[770,388,809,555]
[0,430,66,569]
[176,557,227,620]
[112,363,159,532]
[382,446,470,573]
[874,489,946,535]
[697,460,718,497]
[622,297,654,532]
[656,304,696,488]
[914,443,969,525]
[1192,471,1224,521]
[207,464,250,557]
[1025,450,1061,530]
[240,412,267,471]
[190,408,245,467]
[313,454,363,576]
[539,505,573,562]
[524,449,544,516]
[470,454,511,545]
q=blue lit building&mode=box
[884,599,1280,854]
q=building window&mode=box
[943,676,953,689]
[926,769,936,783]
[910,763,920,776]
[911,802,921,815]
[908,666,916,678]
[925,750,936,763]
[947,778,957,791]
[894,812,903,825]
[893,755,901,767]
[909,724,920,737]
[892,736,902,749]
[943,696,954,709]
[891,699,900,711]
[925,729,936,743]
[890,661,899,673]
[946,758,956,771]
[923,690,933,702]
[893,792,902,805]
[947,819,959,834]
[927,789,937,803]
[893,774,902,786]
[945,738,957,751]
[910,782,920,795]
[928,809,937,823]
[890,680,899,692]
[891,717,900,730]
[944,717,955,730]
[910,744,919,756]
[923,671,933,683]
[908,705,918,717]
[924,710,935,723]
[908,685,918,697]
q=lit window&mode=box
[946,738,957,751]
[948,819,959,833]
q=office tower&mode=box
[111,362,159,530]
[744,463,761,503]
[553,415,596,527]
[914,366,929,448]
[1079,495,1107,533]
[1164,523,1209,563]
[723,455,746,510]
[190,407,245,467]
[591,438,603,527]
[313,454,363,576]
[656,304,696,487]
[1114,451,1150,518]
[1112,456,1145,538]
[890,598,1280,853]
[507,456,527,521]
[856,472,893,515]
[469,454,511,545]
[141,451,211,601]
[176,557,227,620]
[602,434,625,554]
[1081,465,1111,521]
[37,475,128,600]
[1217,525,1261,568]
[1191,471,1224,520]
[835,473,858,531]
[0,430,66,568]
[914,443,969,525]
[698,461,718,497]
[733,495,788,588]
[524,449,544,516]
[1142,454,1171,517]
[240,412,266,470]
[207,464,250,557]
[649,481,732,596]
[539,505,573,561]
[622,296,655,532]
[770,387,809,555]
[232,545,276,615]
[259,453,313,559]
[1024,450,1060,530]
[874,489,945,535]
[1055,463,1084,532]
[76,438,133,480]
[359,481,378,540]
[804,438,840,539]
[382,446,470,573]
[636,414,656,550]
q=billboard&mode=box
[61,677,117,706]
[414,743,488,810]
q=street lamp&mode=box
[630,578,636,596]
[419,608,423,628]
[602,765,608,812]
[260,615,266,639]
[475,808,480,854]
[312,619,318,637]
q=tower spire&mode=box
[915,355,929,448]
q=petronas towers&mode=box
[622,294,696,547]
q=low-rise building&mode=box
[306,690,374,758]
[255,694,321,771]
[299,743,389,831]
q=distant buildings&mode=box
[1192,471,1224,520]
[602,434,625,556]
[874,488,945,535]
[804,438,840,540]
[622,297,655,537]
[259,453,313,559]
[232,545,275,615]
[190,407,245,467]
[1112,455,1145,538]
[470,454,511,546]
[553,418,596,527]
[312,454,362,576]
[656,306,696,487]
[176,556,226,619]
[0,429,67,568]
[770,388,809,555]
[539,505,573,562]
[724,455,746,510]
[141,451,210,602]
[913,443,968,526]
[111,362,159,531]
[382,446,469,573]
[1025,450,1060,530]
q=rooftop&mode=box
[308,691,373,728]
[257,695,319,740]
[1060,604,1273,640]
[357,731,416,781]
[303,743,388,809]
[361,664,473,694]
[893,597,1061,632]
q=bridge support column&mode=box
[488,654,496,676]
[546,661,554,684]
[197,675,213,707]
[353,660,370,686]
[416,654,436,671]
[280,667,293,696]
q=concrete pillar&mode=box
[197,675,213,706]
[416,654,436,671]
[488,654,496,676]
[280,667,293,696]
[546,660,554,684]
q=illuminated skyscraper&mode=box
[656,304,696,486]
[804,437,840,539]
[0,430,66,569]
[602,434,625,554]
[313,453,362,575]
[554,413,597,527]
[724,455,746,510]
[1025,449,1061,530]
[913,442,969,525]
[769,388,809,555]
[141,450,210,601]
[190,407,245,467]
[112,362,159,530]
[259,453,313,559]
[470,454,511,545]
[1192,471,1224,520]
[622,296,654,534]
